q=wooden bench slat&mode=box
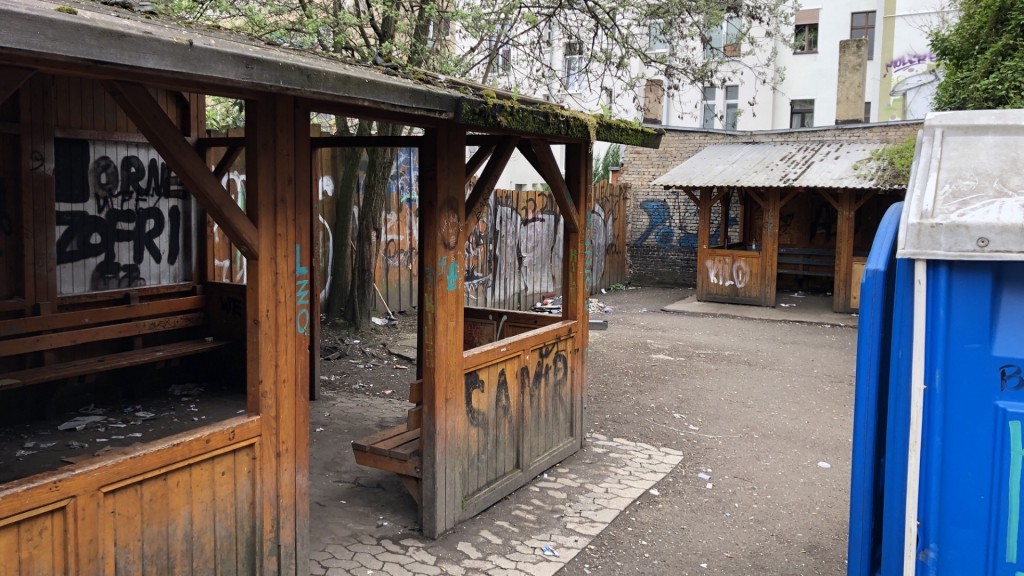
[0,338,228,391]
[352,451,421,479]
[0,296,206,337]
[368,428,420,458]
[351,424,409,452]
[0,313,206,358]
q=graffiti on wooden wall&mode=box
[54,139,194,295]
[212,147,628,313]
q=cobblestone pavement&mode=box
[310,433,683,576]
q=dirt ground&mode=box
[313,286,856,575]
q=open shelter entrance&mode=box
[0,2,659,573]
[653,142,903,313]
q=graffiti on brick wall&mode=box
[53,139,193,295]
[636,198,730,249]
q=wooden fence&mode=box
[210,140,629,314]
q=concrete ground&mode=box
[309,287,857,575]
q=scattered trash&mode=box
[393,364,409,370]
[648,488,660,496]
[22,441,35,449]
[315,427,325,432]
[371,316,389,326]
[127,433,142,438]
[96,438,109,442]
[688,424,700,431]
[78,404,105,415]
[700,563,708,568]
[39,442,56,449]
[779,303,796,308]
[817,461,832,469]
[791,291,807,298]
[673,413,683,419]
[589,319,609,330]
[697,472,711,481]
[66,441,88,449]
[706,482,714,489]
[168,384,204,396]
[236,409,246,414]
[542,544,560,557]
[532,296,562,314]
[134,411,156,420]
[382,390,394,396]
[58,415,106,431]
[15,450,36,457]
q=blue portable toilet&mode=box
[850,109,1024,575]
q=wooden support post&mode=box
[24,74,56,305]
[833,192,855,313]
[102,80,259,260]
[419,123,466,538]
[246,94,310,575]
[762,189,781,307]
[695,189,712,301]
[563,141,590,446]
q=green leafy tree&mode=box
[593,143,621,184]
[164,0,792,328]
[930,0,1024,111]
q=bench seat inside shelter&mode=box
[352,379,423,503]
[0,286,231,392]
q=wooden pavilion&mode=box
[652,142,903,313]
[0,1,660,573]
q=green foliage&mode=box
[55,5,77,15]
[930,0,1024,110]
[859,137,917,188]
[593,144,621,184]
[205,97,245,131]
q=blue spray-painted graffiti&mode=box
[636,199,730,249]
[295,243,310,335]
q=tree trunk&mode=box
[345,122,399,330]
[325,146,361,320]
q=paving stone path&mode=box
[310,435,683,576]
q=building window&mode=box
[648,20,669,52]
[702,86,716,129]
[704,16,742,59]
[564,42,584,92]
[794,8,819,54]
[794,23,818,53]
[725,85,739,130]
[487,36,512,75]
[851,11,876,60]
[643,79,665,124]
[864,102,872,123]
[790,99,814,128]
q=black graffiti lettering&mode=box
[57,207,172,265]
[168,205,181,265]
[1001,365,1024,392]
[121,155,147,198]
[465,371,486,428]
[131,207,164,264]
[90,156,119,212]
[496,369,512,419]
[56,210,108,264]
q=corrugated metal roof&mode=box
[652,142,892,189]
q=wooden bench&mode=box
[777,247,836,278]
[352,379,423,503]
[0,290,229,392]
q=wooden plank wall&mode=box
[0,418,260,576]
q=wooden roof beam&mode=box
[103,80,259,259]
[0,65,33,107]
[516,140,580,232]
[465,138,517,220]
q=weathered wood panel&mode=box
[456,325,579,523]
[101,443,258,576]
[0,133,20,305]
[698,249,763,305]
[0,501,71,576]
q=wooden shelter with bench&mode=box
[652,142,904,313]
[0,1,659,573]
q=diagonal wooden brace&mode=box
[516,140,579,232]
[0,65,34,107]
[465,137,517,219]
[102,80,259,259]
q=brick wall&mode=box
[620,121,923,287]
